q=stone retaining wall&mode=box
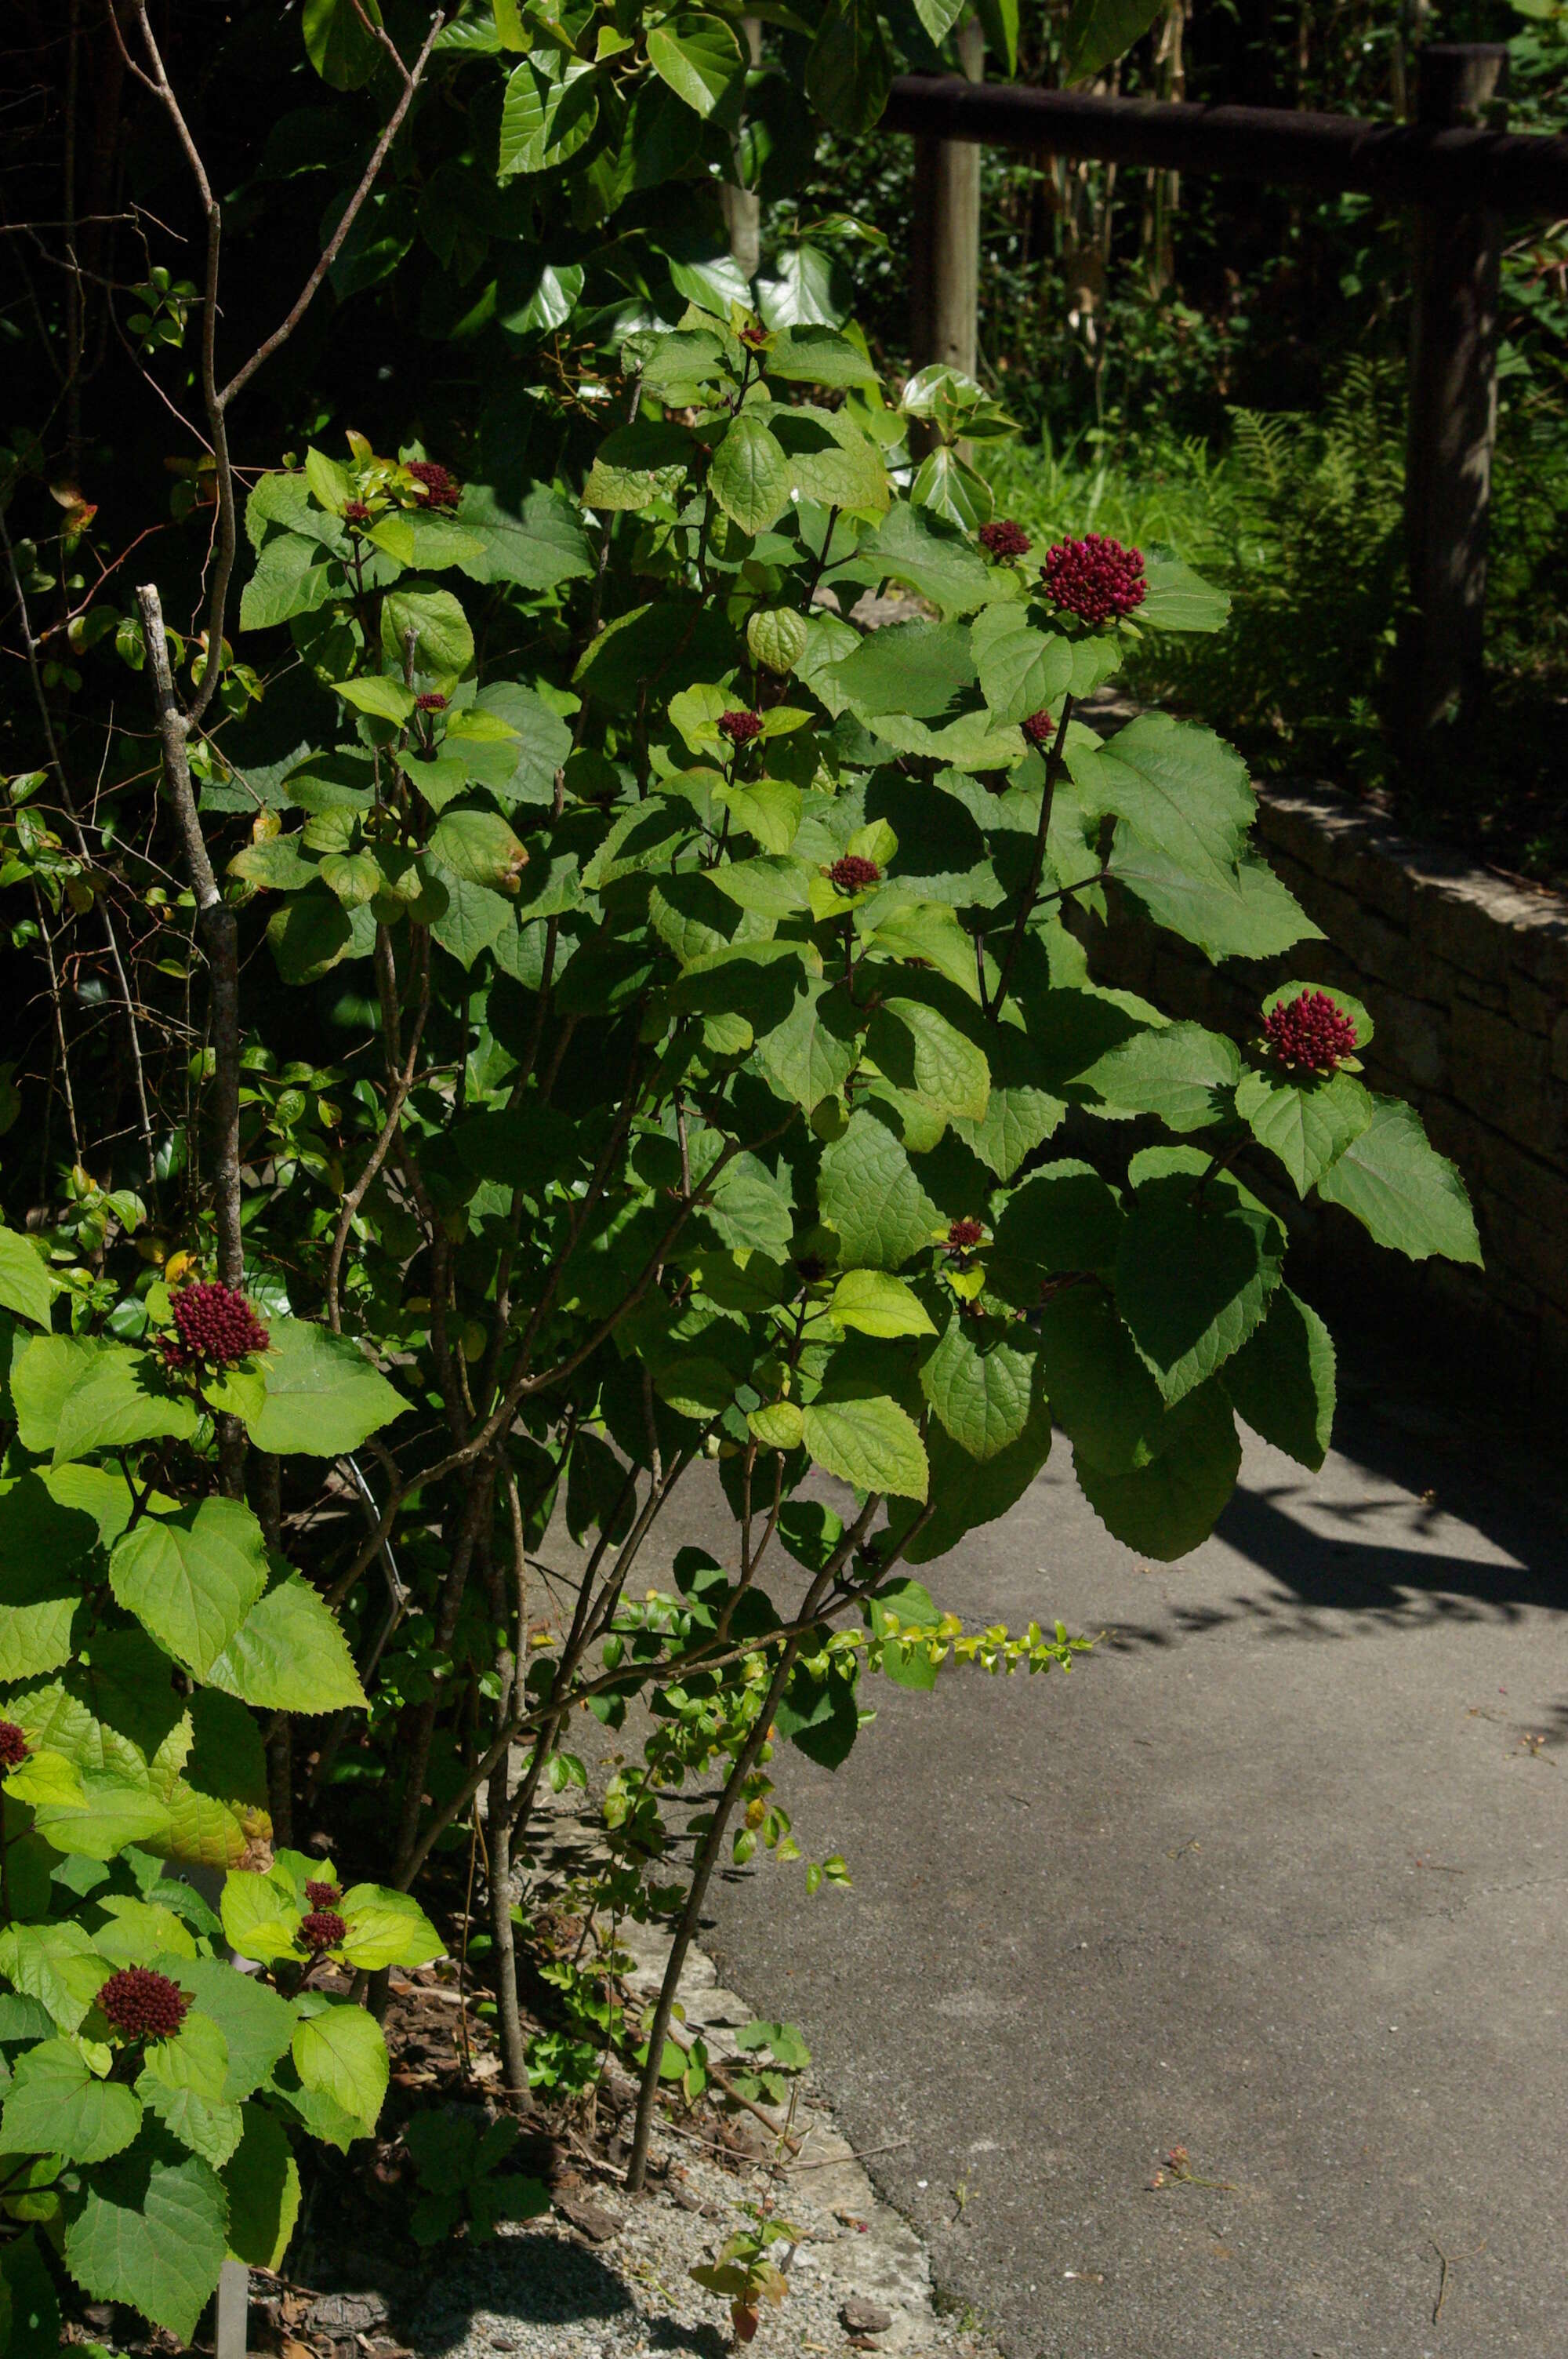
[1083,777,1568,1397]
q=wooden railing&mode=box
[887,45,1568,741]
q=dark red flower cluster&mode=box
[0,1722,27,1770]
[828,855,880,895]
[1040,533,1146,625]
[161,1281,270,1371]
[415,691,448,712]
[299,1909,348,1953]
[979,519,1031,559]
[98,1966,191,2041]
[342,500,372,528]
[945,1218,985,1252]
[739,321,769,351]
[719,710,763,747]
[407,460,461,511]
[1262,989,1359,1076]
[1020,710,1055,747]
[305,1878,343,1910]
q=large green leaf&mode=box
[292,2002,388,2138]
[429,807,527,891]
[919,1318,1038,1461]
[709,413,792,534]
[767,325,880,393]
[380,584,474,678]
[1082,1020,1240,1133]
[0,1474,95,1681]
[137,2015,244,2168]
[895,1392,1053,1564]
[1115,1178,1284,1405]
[1110,835,1323,960]
[1315,1098,1483,1263]
[1138,554,1230,632]
[754,976,862,1110]
[1235,1067,1374,1197]
[64,2138,228,2343]
[303,0,383,86]
[205,1574,367,1715]
[818,1110,944,1269]
[868,998,989,1125]
[210,1318,406,1454]
[801,1395,928,1500]
[971,610,1074,725]
[1074,1390,1242,1560]
[855,502,994,616]
[50,1348,201,1467]
[338,1885,445,1972]
[1062,0,1165,81]
[0,1923,113,2034]
[647,13,746,115]
[0,2037,142,2165]
[456,486,593,591]
[1070,714,1254,892]
[166,1960,298,2101]
[826,620,975,722]
[11,1335,101,1452]
[223,2103,301,2269]
[498,60,599,177]
[1221,1285,1336,1470]
[109,1498,270,1681]
[829,1270,935,1339]
[804,0,892,132]
[0,1228,51,1329]
[950,1027,1065,1178]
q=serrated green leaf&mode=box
[1073,1387,1241,1559]
[754,976,862,1110]
[829,1268,935,1338]
[1114,1179,1284,1405]
[137,2015,243,2168]
[165,1960,297,2101]
[0,1228,51,1329]
[1070,714,1254,892]
[0,1923,113,2033]
[867,997,989,1124]
[209,1318,406,1455]
[0,2037,142,2165]
[1235,1066,1374,1197]
[818,1109,942,1268]
[332,674,414,722]
[1083,1020,1241,1132]
[746,606,810,676]
[292,2002,388,2139]
[380,584,474,678]
[64,2139,228,2343]
[1062,0,1164,81]
[919,1317,1037,1460]
[498,59,599,176]
[337,1885,445,1972]
[109,1498,270,1681]
[1138,554,1229,632]
[205,1574,367,1715]
[50,1347,200,1467]
[710,413,792,535]
[1315,1098,1483,1264]
[647,13,746,114]
[223,2103,300,2269]
[1109,835,1323,960]
[801,1395,927,1499]
[1221,1285,1336,1470]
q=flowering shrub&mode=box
[0,0,1483,2343]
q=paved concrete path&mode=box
[688,1411,1567,2359]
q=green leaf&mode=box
[338,1885,445,1972]
[949,1027,1065,1178]
[212,1318,406,1455]
[804,0,891,133]
[802,1395,927,1500]
[746,607,810,676]
[455,485,593,591]
[829,1269,935,1339]
[754,976,862,1110]
[918,1317,1038,1461]
[332,674,414,722]
[137,2016,244,2168]
[430,874,513,969]
[0,2037,142,2165]
[205,1574,366,1715]
[894,1392,1052,1564]
[0,2231,60,2359]
[767,325,880,392]
[219,1868,300,1968]
[0,1923,112,2033]
[869,900,983,1003]
[1109,837,1323,961]
[429,808,527,892]
[1234,1066,1374,1197]
[166,1960,297,2101]
[827,620,975,721]
[0,1473,96,1681]
[266,886,358,986]
[818,1110,943,1269]
[1082,1020,1241,1133]
[647,13,746,114]
[856,502,994,617]
[1114,1180,1285,1405]
[1069,714,1254,892]
[1062,0,1164,81]
[971,611,1073,725]
[867,998,989,1124]
[1074,1389,1241,1560]
[498,59,599,176]
[292,2002,388,2139]
[749,1400,805,1450]
[1221,1286,1336,1470]
[380,585,474,678]
[109,1498,270,1681]
[1138,554,1230,633]
[64,2139,228,2344]
[50,1347,200,1467]
[0,1228,50,1329]
[1315,1097,1483,1264]
[303,0,384,86]
[974,0,1019,72]
[223,2103,300,2269]
[709,413,792,535]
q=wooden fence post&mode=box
[911,17,985,376]
[722,16,763,282]
[1400,42,1509,741]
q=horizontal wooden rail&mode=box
[884,75,1568,218]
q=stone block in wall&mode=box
[1475,1195,1568,1318]
[1359,985,1450,1093]
[1473,1127,1568,1243]
[1449,998,1560,1159]
[1411,880,1518,985]
[1258,791,1415,926]
[1507,970,1558,1038]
